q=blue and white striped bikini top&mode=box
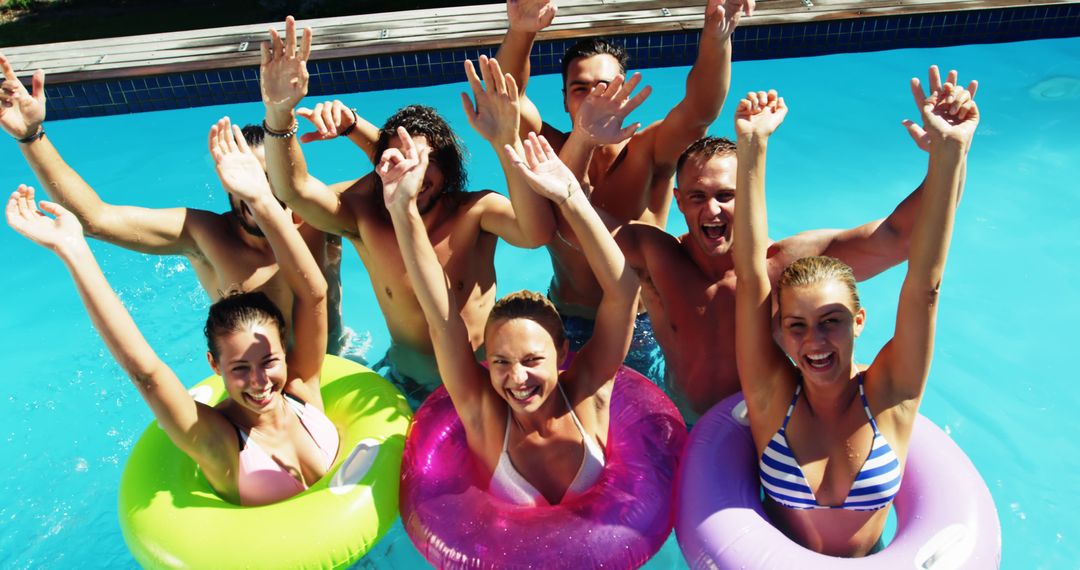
[758,374,903,512]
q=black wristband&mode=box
[262,119,298,139]
[338,108,359,137]
[17,126,45,144]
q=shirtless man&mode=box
[259,18,553,407]
[0,54,343,351]
[496,0,754,383]
[601,69,974,423]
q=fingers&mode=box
[463,59,483,103]
[536,134,558,161]
[901,118,930,151]
[928,65,942,94]
[300,26,313,62]
[31,69,45,105]
[260,41,270,67]
[396,126,416,159]
[37,199,69,219]
[522,132,541,168]
[285,16,297,59]
[331,101,344,131]
[503,143,524,166]
[624,84,651,115]
[0,54,17,83]
[910,77,928,109]
[967,79,978,99]
[309,102,328,134]
[477,54,493,94]
[232,124,250,153]
[504,72,519,100]
[269,27,283,61]
[486,56,507,96]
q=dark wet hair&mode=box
[204,291,286,360]
[373,105,467,197]
[486,290,566,348]
[240,124,265,147]
[561,37,629,87]
[777,256,862,314]
[677,136,738,175]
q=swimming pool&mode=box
[1,35,1077,568]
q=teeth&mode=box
[510,387,535,400]
[808,352,830,360]
[248,388,272,401]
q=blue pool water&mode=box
[1,36,1078,568]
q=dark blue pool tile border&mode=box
[43,4,1080,120]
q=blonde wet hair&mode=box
[778,256,861,313]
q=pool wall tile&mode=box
[38,4,1080,120]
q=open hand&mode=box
[209,117,273,204]
[504,132,581,205]
[297,99,356,142]
[6,185,85,253]
[378,127,430,212]
[704,0,755,41]
[903,65,978,151]
[0,54,45,140]
[260,16,312,113]
[462,55,520,145]
[734,89,788,141]
[574,72,651,146]
[912,78,978,149]
[507,0,557,32]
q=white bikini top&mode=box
[488,385,606,506]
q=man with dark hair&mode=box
[0,53,343,352]
[260,19,553,407]
[495,0,753,384]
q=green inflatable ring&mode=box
[118,355,412,568]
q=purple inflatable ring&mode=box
[675,393,1001,568]
[400,365,687,569]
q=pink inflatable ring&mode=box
[400,365,687,568]
[675,393,1001,568]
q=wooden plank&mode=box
[4,0,1071,83]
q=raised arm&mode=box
[495,0,556,137]
[507,134,638,394]
[461,55,555,247]
[260,18,357,237]
[209,118,328,404]
[296,99,381,164]
[0,55,197,255]
[650,0,752,168]
[559,72,652,182]
[5,185,223,461]
[778,67,978,280]
[732,90,791,412]
[381,128,488,416]
[874,77,977,401]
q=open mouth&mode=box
[244,387,275,407]
[702,222,727,241]
[803,352,836,371]
[507,385,541,403]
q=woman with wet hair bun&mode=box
[7,118,336,506]
[732,76,978,556]
[383,126,638,506]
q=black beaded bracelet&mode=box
[262,119,298,139]
[338,108,359,137]
[17,126,45,144]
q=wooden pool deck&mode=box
[3,0,1075,85]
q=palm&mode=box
[6,187,83,251]
[524,160,575,201]
[216,152,270,203]
[378,128,428,211]
[578,99,630,144]
[261,58,308,109]
[0,58,45,139]
[509,0,557,32]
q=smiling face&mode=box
[563,53,623,123]
[778,279,866,387]
[485,318,564,413]
[675,153,737,257]
[209,323,288,413]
